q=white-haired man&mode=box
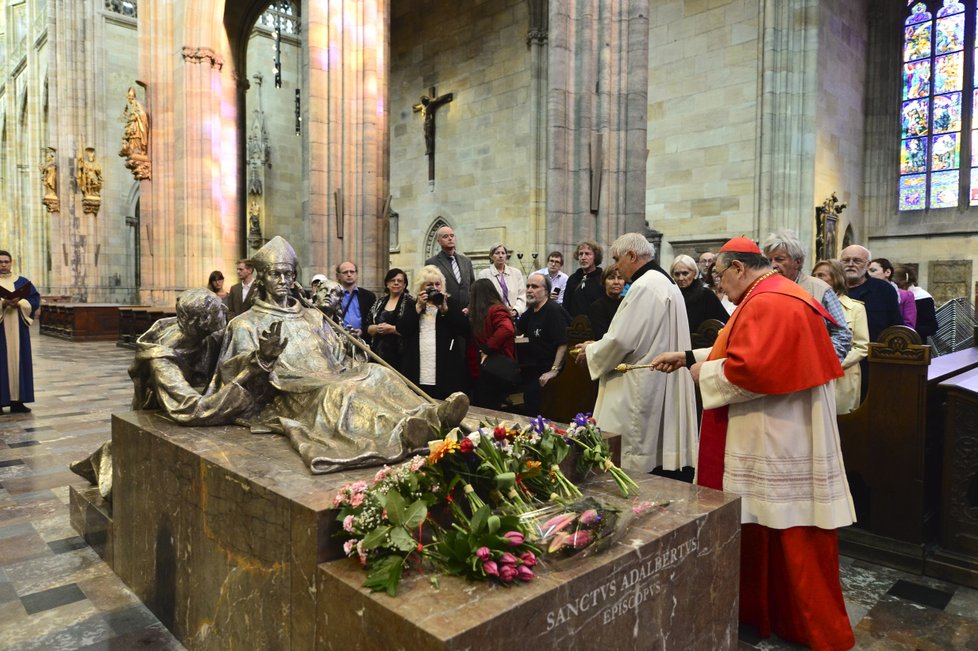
[574,233,698,476]
[762,230,851,363]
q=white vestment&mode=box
[585,266,698,472]
[699,362,856,529]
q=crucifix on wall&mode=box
[413,86,453,185]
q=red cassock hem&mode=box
[740,524,855,651]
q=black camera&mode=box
[425,287,445,306]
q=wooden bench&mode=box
[39,303,125,342]
[838,325,978,583]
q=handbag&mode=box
[480,352,522,391]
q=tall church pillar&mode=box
[755,0,819,245]
[546,0,649,253]
[305,0,389,289]
[49,0,103,300]
[138,1,240,306]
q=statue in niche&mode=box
[248,197,264,250]
[40,148,59,213]
[76,147,103,216]
[247,109,270,196]
[120,86,152,180]
[211,236,469,473]
[120,86,148,157]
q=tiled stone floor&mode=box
[0,326,976,650]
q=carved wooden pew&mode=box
[838,326,978,577]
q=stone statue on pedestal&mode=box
[40,148,60,214]
[70,288,285,498]
[76,147,103,216]
[212,236,469,473]
[120,86,152,180]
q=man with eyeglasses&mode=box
[335,261,376,344]
[517,273,571,416]
[651,237,855,650]
[840,245,902,342]
[534,251,569,304]
[762,230,851,363]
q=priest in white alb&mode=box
[574,233,698,475]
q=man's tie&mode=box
[450,256,462,284]
[498,271,510,305]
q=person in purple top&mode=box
[869,258,917,330]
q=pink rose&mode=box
[517,565,535,581]
[342,515,355,533]
[343,539,356,556]
[350,492,365,508]
[579,509,601,526]
[499,552,518,566]
[499,564,517,583]
[475,546,491,561]
[483,560,499,577]
[520,551,538,567]
[502,531,524,546]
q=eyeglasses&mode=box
[714,264,732,280]
[840,257,866,265]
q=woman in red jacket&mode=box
[468,279,517,410]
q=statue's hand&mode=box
[258,321,289,369]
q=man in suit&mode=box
[336,261,376,344]
[425,225,475,310]
[227,258,256,318]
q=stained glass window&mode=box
[900,1,969,210]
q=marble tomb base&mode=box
[317,475,741,650]
[74,411,740,650]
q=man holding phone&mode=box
[534,251,568,304]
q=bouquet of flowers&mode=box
[523,496,621,559]
[566,413,640,497]
[333,414,657,596]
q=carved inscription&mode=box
[543,536,698,632]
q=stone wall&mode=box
[388,0,535,280]
[813,0,867,260]
[645,0,761,259]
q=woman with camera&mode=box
[398,265,470,400]
[469,278,518,410]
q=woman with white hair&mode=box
[477,243,526,318]
[398,265,470,399]
[670,254,729,335]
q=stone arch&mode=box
[843,223,855,250]
[424,216,452,261]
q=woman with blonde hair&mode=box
[813,259,869,415]
[398,265,469,399]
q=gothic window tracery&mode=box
[900,1,970,210]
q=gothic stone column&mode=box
[138,1,241,306]
[305,0,390,290]
[547,0,649,254]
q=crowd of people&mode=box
[186,227,943,651]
